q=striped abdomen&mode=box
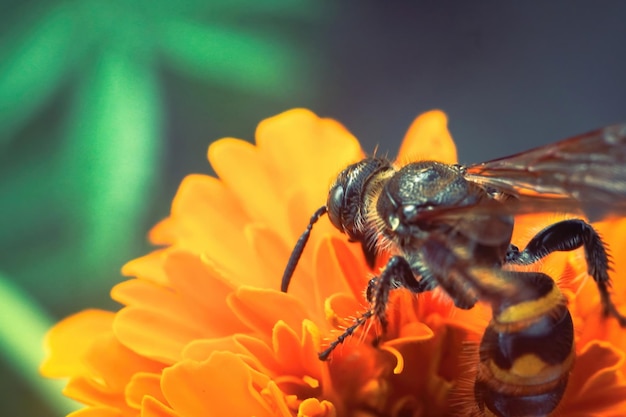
[474,271,575,417]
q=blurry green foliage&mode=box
[0,0,318,415]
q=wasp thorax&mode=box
[377,162,473,233]
[327,158,394,242]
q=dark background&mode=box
[2,1,626,416]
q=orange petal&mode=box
[298,398,337,417]
[227,287,310,337]
[246,224,293,288]
[561,341,626,416]
[272,320,304,368]
[574,341,625,393]
[330,237,370,301]
[163,251,248,334]
[312,236,356,305]
[384,321,434,346]
[112,275,218,363]
[141,396,180,417]
[64,377,130,414]
[232,334,282,376]
[125,372,166,409]
[113,304,197,364]
[272,320,319,378]
[255,108,363,210]
[67,407,125,417]
[161,352,273,417]
[262,380,298,417]
[209,138,291,236]
[152,174,260,280]
[300,320,324,379]
[182,337,243,362]
[120,250,168,285]
[396,110,457,165]
[83,333,163,393]
[325,293,367,330]
[41,310,114,378]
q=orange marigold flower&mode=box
[41,109,626,417]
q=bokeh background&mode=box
[2,1,626,416]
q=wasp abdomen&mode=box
[475,271,575,417]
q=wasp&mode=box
[280,123,626,417]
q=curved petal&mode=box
[255,108,363,213]
[161,352,273,417]
[298,398,337,417]
[125,372,166,409]
[396,110,457,165]
[41,310,114,378]
[82,333,163,393]
[141,397,179,417]
[227,287,310,337]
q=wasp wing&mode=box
[408,198,516,247]
[464,124,626,221]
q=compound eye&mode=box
[327,184,345,231]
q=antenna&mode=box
[280,206,328,292]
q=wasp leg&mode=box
[505,219,626,326]
[319,255,428,360]
[318,310,373,361]
[367,255,432,331]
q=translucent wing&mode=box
[464,124,626,221]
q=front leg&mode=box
[367,255,431,331]
[318,255,428,361]
[506,219,626,325]
[320,249,479,361]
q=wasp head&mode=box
[281,157,393,293]
[327,158,394,242]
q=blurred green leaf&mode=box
[204,0,319,17]
[146,0,319,20]
[159,19,303,96]
[0,150,64,245]
[0,0,320,414]
[64,49,163,270]
[0,271,80,415]
[0,4,82,141]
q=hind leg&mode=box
[506,219,626,325]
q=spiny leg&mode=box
[318,310,373,361]
[506,219,626,326]
[319,255,428,360]
[367,255,432,331]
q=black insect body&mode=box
[280,124,626,417]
